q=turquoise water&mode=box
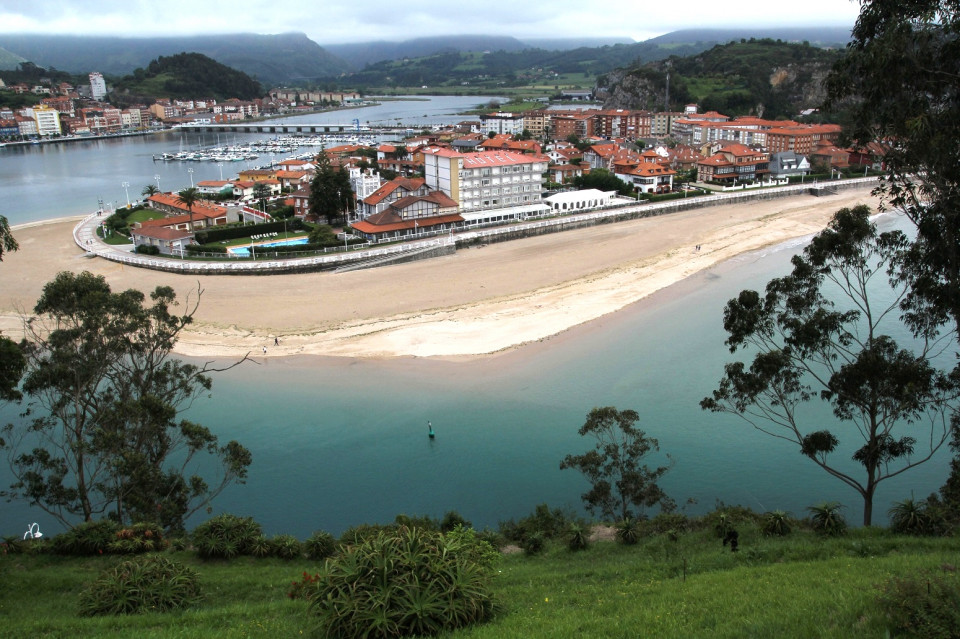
[228,237,309,256]
[5,212,943,538]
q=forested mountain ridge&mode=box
[597,38,843,119]
[0,33,350,86]
[111,53,263,101]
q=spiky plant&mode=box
[308,526,496,638]
[807,501,847,536]
[566,523,589,551]
[78,555,201,616]
[304,530,338,560]
[888,498,933,535]
[616,517,640,545]
[761,510,793,537]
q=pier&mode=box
[182,123,412,136]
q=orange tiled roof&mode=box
[352,212,464,234]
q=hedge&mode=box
[194,218,304,244]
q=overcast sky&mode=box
[0,1,861,44]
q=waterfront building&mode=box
[89,72,107,101]
[478,112,525,136]
[130,226,193,256]
[423,147,548,212]
[31,105,62,137]
[697,143,770,184]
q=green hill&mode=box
[3,519,957,638]
[111,53,263,101]
[599,38,843,118]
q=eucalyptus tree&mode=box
[1,271,252,531]
[560,406,674,522]
[701,206,959,525]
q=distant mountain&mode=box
[0,33,350,87]
[325,36,531,69]
[0,46,26,71]
[647,26,852,48]
[520,37,635,50]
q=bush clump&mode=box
[304,530,337,560]
[307,526,497,637]
[761,510,793,537]
[78,555,201,616]
[192,514,262,559]
[876,567,960,638]
[51,520,121,556]
[808,501,847,537]
[108,522,166,554]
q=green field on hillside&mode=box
[3,522,957,638]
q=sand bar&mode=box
[0,188,879,359]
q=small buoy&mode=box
[428,421,435,439]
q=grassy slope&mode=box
[2,525,957,638]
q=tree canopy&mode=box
[1,272,251,531]
[560,406,674,521]
[701,206,959,525]
[308,151,354,225]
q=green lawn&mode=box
[2,524,956,639]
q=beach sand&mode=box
[0,188,880,359]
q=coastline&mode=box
[0,187,880,360]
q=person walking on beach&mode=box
[262,346,267,354]
[274,337,279,346]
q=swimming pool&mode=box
[228,237,309,256]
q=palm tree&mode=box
[142,184,159,198]
[176,187,201,231]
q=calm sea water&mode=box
[0,95,496,225]
[0,97,950,537]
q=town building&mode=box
[422,147,548,213]
[696,144,770,184]
[32,105,62,137]
[89,72,107,101]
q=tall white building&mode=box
[422,148,548,213]
[89,72,107,101]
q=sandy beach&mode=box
[0,188,879,359]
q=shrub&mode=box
[307,526,496,637]
[761,510,793,537]
[498,503,577,543]
[566,523,589,551]
[51,520,121,556]
[876,568,960,638]
[339,523,395,547]
[444,526,501,568]
[304,530,337,561]
[440,510,472,533]
[270,534,302,560]
[520,531,546,556]
[808,501,847,536]
[616,518,640,545]
[642,512,690,536]
[250,535,272,558]
[192,514,262,559]
[78,555,201,616]
[288,570,321,600]
[134,244,161,255]
[889,498,934,536]
[107,522,166,554]
[393,513,440,531]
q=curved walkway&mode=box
[73,178,877,275]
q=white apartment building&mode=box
[32,105,62,137]
[349,167,383,204]
[89,72,107,101]
[423,148,548,213]
[478,112,526,136]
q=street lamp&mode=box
[217,162,224,181]
[121,181,130,208]
[187,168,194,188]
[154,174,161,192]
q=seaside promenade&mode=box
[70,178,876,275]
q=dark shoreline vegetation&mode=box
[3,504,960,638]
